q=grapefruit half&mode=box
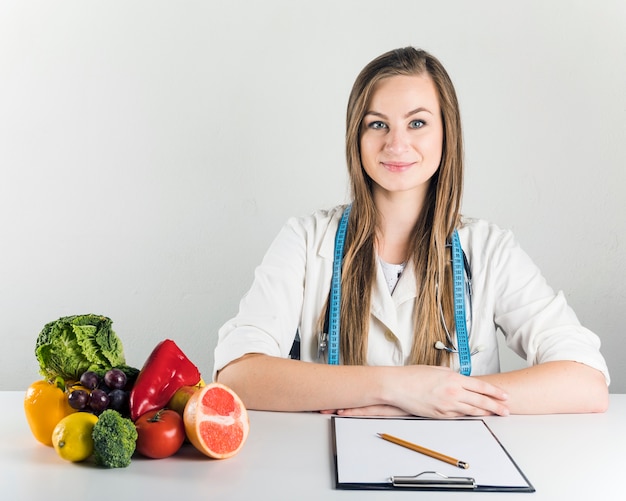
[183,382,249,459]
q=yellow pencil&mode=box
[377,432,470,469]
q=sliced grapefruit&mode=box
[183,382,249,459]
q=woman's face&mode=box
[360,74,444,202]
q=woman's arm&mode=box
[217,355,608,418]
[216,353,510,418]
[476,361,609,414]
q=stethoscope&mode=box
[318,204,476,375]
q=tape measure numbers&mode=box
[327,205,351,365]
[451,229,471,376]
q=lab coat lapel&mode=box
[318,207,345,260]
[370,260,417,334]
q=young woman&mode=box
[214,47,609,417]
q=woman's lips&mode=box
[381,161,415,172]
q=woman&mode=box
[214,47,609,417]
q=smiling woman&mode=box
[213,47,610,419]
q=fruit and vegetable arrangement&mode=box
[24,314,250,467]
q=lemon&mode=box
[52,412,99,462]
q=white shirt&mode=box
[213,206,610,384]
[379,259,406,293]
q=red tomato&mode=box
[135,409,185,459]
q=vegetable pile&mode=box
[24,313,249,468]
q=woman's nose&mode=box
[384,128,409,153]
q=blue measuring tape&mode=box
[327,204,351,365]
[451,229,471,376]
[326,205,471,374]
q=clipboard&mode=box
[331,416,535,492]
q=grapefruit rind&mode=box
[183,382,249,459]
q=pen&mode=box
[377,433,469,469]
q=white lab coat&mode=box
[213,206,610,384]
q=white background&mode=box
[1,0,624,392]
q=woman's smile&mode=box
[380,161,416,172]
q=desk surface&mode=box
[2,391,625,500]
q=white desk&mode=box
[2,391,624,500]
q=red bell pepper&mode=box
[129,339,201,421]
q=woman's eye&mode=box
[409,119,425,129]
[367,120,387,130]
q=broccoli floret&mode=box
[92,409,137,468]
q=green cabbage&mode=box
[35,314,129,381]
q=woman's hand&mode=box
[320,405,409,416]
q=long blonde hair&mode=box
[339,47,464,366]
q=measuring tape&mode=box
[451,229,471,376]
[327,204,351,365]
[326,206,471,375]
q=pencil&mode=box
[377,432,470,469]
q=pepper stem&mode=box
[53,376,66,392]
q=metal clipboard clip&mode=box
[390,471,476,489]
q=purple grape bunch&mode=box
[67,368,129,415]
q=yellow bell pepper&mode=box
[24,379,77,446]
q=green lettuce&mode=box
[36,314,130,381]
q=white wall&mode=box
[2,0,625,392]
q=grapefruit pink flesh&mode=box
[199,421,245,455]
[184,382,249,459]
